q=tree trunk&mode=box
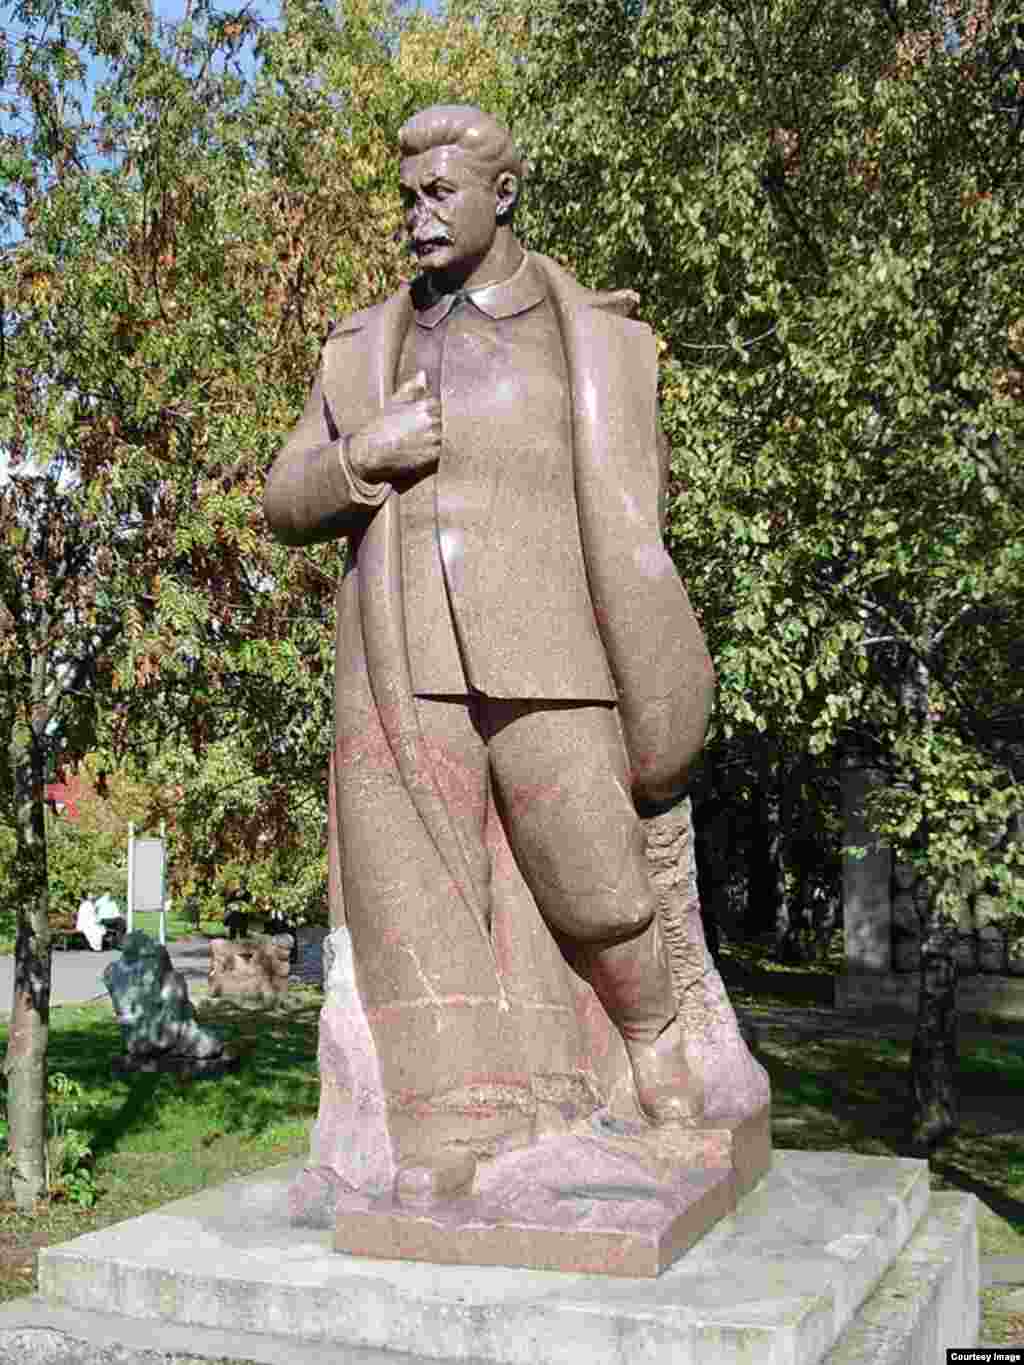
[4,726,52,1209]
[745,763,785,940]
[909,877,959,1150]
[775,763,809,964]
[903,632,959,1152]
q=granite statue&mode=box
[103,931,237,1076]
[266,105,769,1263]
[208,933,292,1002]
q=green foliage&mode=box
[2,0,1018,1019]
[44,822,125,926]
[864,729,1024,930]
[0,0,522,1197]
[142,738,330,923]
[46,1070,98,1208]
[1,1072,99,1206]
[1,0,516,935]
[485,0,1024,924]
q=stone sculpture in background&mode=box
[293,924,329,988]
[208,933,292,1002]
[266,103,770,1273]
[103,931,237,1077]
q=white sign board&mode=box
[131,838,166,912]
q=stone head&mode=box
[398,104,525,286]
[117,929,168,967]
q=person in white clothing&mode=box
[75,898,105,952]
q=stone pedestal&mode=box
[35,1150,978,1365]
[840,761,892,975]
[32,1152,977,1365]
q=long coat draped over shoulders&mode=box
[265,251,714,812]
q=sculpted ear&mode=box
[495,171,519,222]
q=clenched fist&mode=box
[346,371,441,485]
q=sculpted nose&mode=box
[407,197,445,236]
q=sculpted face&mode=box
[399,146,517,287]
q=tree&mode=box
[480,0,1024,1144]
[0,0,528,1206]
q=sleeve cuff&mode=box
[335,436,390,508]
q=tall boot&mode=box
[578,917,702,1125]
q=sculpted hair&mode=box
[398,104,526,216]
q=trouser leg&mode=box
[482,700,698,1121]
[480,700,654,939]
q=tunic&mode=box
[392,254,615,701]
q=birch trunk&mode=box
[4,720,52,1208]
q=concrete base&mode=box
[33,1149,978,1365]
[837,969,1024,1024]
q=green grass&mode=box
[105,910,230,943]
[959,1041,1024,1082]
[0,988,321,1303]
[715,936,841,1008]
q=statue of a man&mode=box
[265,105,723,1194]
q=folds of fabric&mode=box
[331,564,606,1167]
[533,253,715,806]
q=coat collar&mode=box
[412,252,545,329]
[322,251,643,423]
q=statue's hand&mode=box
[347,371,441,485]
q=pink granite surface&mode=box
[331,1105,770,1277]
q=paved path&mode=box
[0,935,323,1014]
[736,1000,1024,1046]
[0,937,214,1013]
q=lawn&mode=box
[0,987,322,1305]
[0,974,1021,1348]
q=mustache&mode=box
[392,227,453,252]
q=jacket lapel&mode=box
[533,251,658,497]
[322,281,501,966]
[321,286,413,432]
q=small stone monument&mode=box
[103,931,238,1077]
[208,933,292,1002]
